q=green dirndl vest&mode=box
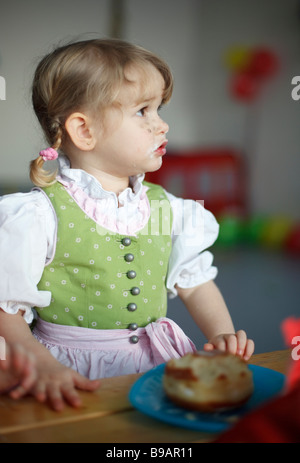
[35,181,173,330]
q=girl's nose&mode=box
[157,116,169,135]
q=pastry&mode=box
[163,350,254,412]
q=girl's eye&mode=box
[136,107,146,117]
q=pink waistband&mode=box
[33,317,196,364]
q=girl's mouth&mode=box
[154,140,168,156]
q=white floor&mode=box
[168,246,300,354]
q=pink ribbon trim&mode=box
[146,317,197,365]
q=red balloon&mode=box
[248,48,278,78]
[230,71,260,102]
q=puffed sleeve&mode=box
[165,191,219,297]
[0,190,55,323]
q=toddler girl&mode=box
[0,38,254,410]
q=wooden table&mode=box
[0,350,290,443]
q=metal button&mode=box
[127,270,136,279]
[130,335,139,344]
[131,287,140,296]
[124,253,134,262]
[128,323,138,330]
[127,303,137,312]
[122,237,131,246]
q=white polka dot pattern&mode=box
[36,181,172,329]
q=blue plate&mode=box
[129,364,285,433]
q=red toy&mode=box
[214,317,300,443]
[285,224,300,256]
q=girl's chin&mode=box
[133,157,163,176]
[148,156,163,171]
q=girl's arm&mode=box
[0,309,100,410]
[176,280,254,360]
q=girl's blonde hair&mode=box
[30,38,174,187]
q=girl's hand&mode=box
[10,356,101,411]
[0,343,37,395]
[0,311,100,410]
[203,330,254,361]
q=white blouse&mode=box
[0,156,219,324]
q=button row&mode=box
[122,237,140,344]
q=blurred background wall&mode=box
[0,0,299,352]
[1,0,300,216]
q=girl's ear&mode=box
[65,112,96,151]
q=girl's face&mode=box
[92,64,169,178]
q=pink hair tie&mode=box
[39,147,58,161]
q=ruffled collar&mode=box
[57,155,146,206]
[55,156,150,236]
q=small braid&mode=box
[29,121,63,187]
[51,122,63,150]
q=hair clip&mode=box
[39,147,58,161]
